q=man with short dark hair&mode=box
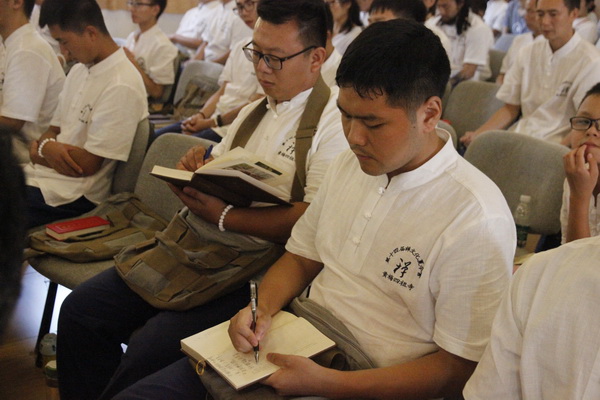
[56,0,347,398]
[113,18,515,400]
[0,0,64,163]
[461,0,600,146]
[24,0,147,228]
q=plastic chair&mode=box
[488,49,506,83]
[464,130,569,236]
[442,80,504,141]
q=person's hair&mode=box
[369,0,427,23]
[337,0,363,34]
[579,82,600,107]
[336,19,450,116]
[470,0,487,16]
[23,0,35,18]
[563,0,580,10]
[324,1,334,33]
[257,0,328,48]
[0,133,26,338]
[454,0,471,35]
[154,0,167,18]
[535,0,580,11]
[39,0,109,35]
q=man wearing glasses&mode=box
[56,0,347,399]
[461,0,600,147]
[124,0,178,100]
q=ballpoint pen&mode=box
[203,144,214,162]
[250,280,259,363]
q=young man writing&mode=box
[56,0,347,398]
[25,0,148,228]
[113,18,515,400]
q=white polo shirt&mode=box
[286,130,515,367]
[483,0,508,32]
[497,32,600,143]
[0,23,65,162]
[559,179,600,244]
[125,24,178,86]
[321,48,342,87]
[202,2,252,62]
[574,15,598,44]
[428,12,494,80]
[464,236,600,400]
[332,25,362,56]
[24,48,148,207]
[212,37,261,138]
[213,85,348,203]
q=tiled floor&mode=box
[0,265,69,400]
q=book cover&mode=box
[46,216,110,241]
[181,311,335,391]
[150,147,291,207]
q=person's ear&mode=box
[419,96,442,131]
[309,46,327,73]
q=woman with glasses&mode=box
[327,0,363,55]
[561,82,600,243]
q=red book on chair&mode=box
[46,216,110,241]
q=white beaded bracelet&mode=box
[218,204,234,232]
[38,138,56,158]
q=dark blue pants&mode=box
[26,185,96,229]
[153,122,222,143]
[112,358,205,399]
[57,268,248,400]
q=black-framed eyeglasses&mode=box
[570,116,600,131]
[127,1,155,7]
[242,42,317,70]
[233,0,258,15]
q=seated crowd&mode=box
[0,0,599,398]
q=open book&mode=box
[180,311,335,391]
[150,147,291,207]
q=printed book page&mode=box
[180,311,335,390]
[197,147,288,186]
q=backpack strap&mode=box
[229,75,331,202]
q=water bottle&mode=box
[44,360,59,400]
[513,195,531,248]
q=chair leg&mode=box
[35,281,58,368]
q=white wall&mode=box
[102,9,183,40]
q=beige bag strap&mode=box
[229,75,331,202]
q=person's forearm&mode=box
[131,61,165,99]
[171,35,203,50]
[212,50,230,65]
[312,349,476,400]
[0,116,26,131]
[565,195,591,242]
[30,127,60,166]
[474,103,520,135]
[258,252,323,317]
[222,202,310,243]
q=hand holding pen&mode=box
[250,280,259,363]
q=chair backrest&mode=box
[464,130,569,235]
[442,80,504,140]
[133,133,217,221]
[112,118,151,194]
[488,49,506,83]
[173,60,224,105]
[494,33,515,52]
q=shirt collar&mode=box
[386,128,458,191]
[546,31,581,59]
[4,23,34,47]
[88,47,126,75]
[266,86,312,115]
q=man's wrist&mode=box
[38,138,56,158]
